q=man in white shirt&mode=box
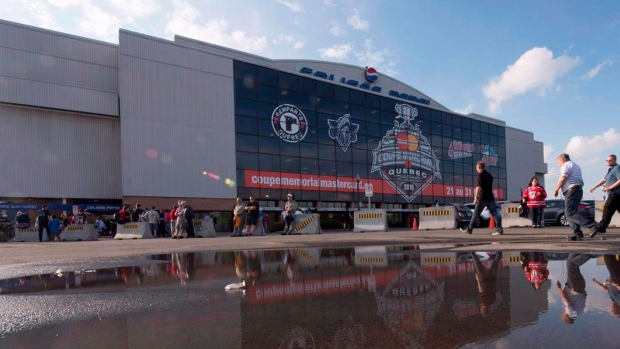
[553,153,598,241]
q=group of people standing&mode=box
[230,193,298,237]
[115,201,196,239]
[461,152,620,241]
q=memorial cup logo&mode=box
[365,67,379,83]
[271,104,308,143]
[371,104,441,202]
[327,114,359,151]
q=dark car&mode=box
[446,203,473,229]
[543,199,593,226]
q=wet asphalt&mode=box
[1,226,618,275]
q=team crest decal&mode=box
[271,104,308,143]
[371,104,441,202]
[327,114,359,151]
[481,145,498,166]
[448,140,473,159]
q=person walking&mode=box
[588,154,620,238]
[522,177,547,228]
[556,253,591,324]
[36,204,51,242]
[461,161,504,236]
[591,254,620,317]
[552,153,598,241]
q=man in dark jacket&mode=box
[183,201,195,238]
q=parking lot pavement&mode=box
[0,226,618,268]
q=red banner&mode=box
[244,170,504,199]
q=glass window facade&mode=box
[234,61,507,206]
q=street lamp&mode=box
[355,174,361,211]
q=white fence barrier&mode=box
[194,219,217,237]
[501,203,530,227]
[418,207,456,230]
[60,224,97,241]
[15,227,49,242]
[290,214,322,235]
[354,209,388,233]
[114,222,153,240]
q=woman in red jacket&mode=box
[523,177,547,228]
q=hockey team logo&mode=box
[371,104,441,202]
[365,67,379,83]
[448,140,474,159]
[271,104,308,143]
[327,114,359,151]
[481,145,499,166]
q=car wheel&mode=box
[559,213,569,226]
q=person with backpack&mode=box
[36,204,51,242]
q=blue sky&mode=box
[3,0,620,200]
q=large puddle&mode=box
[1,246,619,348]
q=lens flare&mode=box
[225,178,236,187]
[146,149,158,159]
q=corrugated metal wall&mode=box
[119,31,236,199]
[506,127,547,200]
[0,19,118,116]
[0,105,121,198]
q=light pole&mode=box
[355,174,361,211]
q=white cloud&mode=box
[346,10,369,31]
[318,43,352,59]
[454,103,475,115]
[564,128,620,162]
[77,2,123,42]
[482,47,580,115]
[545,129,620,197]
[275,0,304,13]
[104,0,160,21]
[323,0,336,6]
[272,34,304,50]
[165,0,267,53]
[354,39,397,77]
[330,22,347,37]
[582,59,613,80]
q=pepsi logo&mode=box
[365,67,378,83]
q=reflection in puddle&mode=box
[1,247,619,348]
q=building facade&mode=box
[0,19,547,224]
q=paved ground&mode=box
[1,226,619,267]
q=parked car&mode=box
[446,203,473,228]
[465,201,512,227]
[543,199,593,226]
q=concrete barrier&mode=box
[501,203,530,227]
[354,246,388,267]
[354,209,388,233]
[595,200,620,227]
[241,217,266,236]
[418,207,455,230]
[502,251,523,266]
[291,214,322,235]
[194,219,217,238]
[114,222,153,240]
[14,227,49,242]
[60,224,97,241]
[420,252,456,267]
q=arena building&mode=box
[0,19,547,227]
